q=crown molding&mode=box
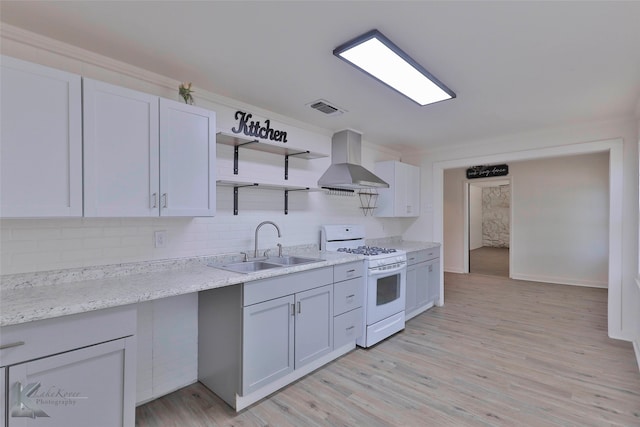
[0,22,332,137]
[1,23,177,89]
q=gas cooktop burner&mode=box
[337,246,398,256]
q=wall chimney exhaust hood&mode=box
[318,130,389,190]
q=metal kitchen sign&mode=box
[466,164,509,179]
[231,111,288,143]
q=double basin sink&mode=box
[213,255,324,274]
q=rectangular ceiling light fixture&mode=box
[333,29,456,106]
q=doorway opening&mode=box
[468,180,510,277]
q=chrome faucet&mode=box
[254,221,281,258]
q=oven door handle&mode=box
[369,262,407,276]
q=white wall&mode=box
[0,27,410,275]
[445,153,609,287]
[469,185,483,250]
[412,117,638,341]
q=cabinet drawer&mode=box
[334,308,363,349]
[243,267,333,306]
[407,248,439,265]
[0,304,136,367]
[334,277,364,316]
[333,261,364,283]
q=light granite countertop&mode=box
[0,248,363,327]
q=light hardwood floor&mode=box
[136,273,640,426]
[470,247,509,277]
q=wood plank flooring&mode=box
[136,273,640,426]
[470,247,509,277]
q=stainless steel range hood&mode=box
[318,130,389,190]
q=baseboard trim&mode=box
[634,340,640,373]
[510,273,607,288]
[136,379,199,407]
[234,342,355,411]
[444,267,465,274]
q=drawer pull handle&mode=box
[346,269,355,273]
[409,257,416,261]
[291,304,295,316]
[297,301,301,314]
[0,341,25,350]
[346,294,355,298]
[346,326,355,331]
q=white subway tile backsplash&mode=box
[83,237,122,249]
[12,228,62,240]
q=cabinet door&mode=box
[294,284,333,368]
[415,262,430,307]
[405,264,418,314]
[0,56,82,217]
[242,295,294,395]
[159,99,216,217]
[83,78,159,217]
[404,163,420,216]
[1,367,5,427]
[7,338,135,427]
[427,258,441,304]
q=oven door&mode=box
[366,263,406,325]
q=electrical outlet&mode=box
[154,231,167,248]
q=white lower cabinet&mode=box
[0,305,136,427]
[405,248,441,321]
[242,295,295,395]
[199,263,363,411]
[242,283,334,396]
[333,261,365,348]
[293,285,334,368]
[0,368,5,426]
[7,340,131,427]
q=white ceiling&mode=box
[2,1,640,151]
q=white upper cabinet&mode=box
[83,78,160,217]
[160,99,216,216]
[0,56,83,217]
[83,79,216,217]
[375,160,421,217]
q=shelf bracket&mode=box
[233,183,258,215]
[284,151,310,180]
[233,140,259,175]
[284,188,309,215]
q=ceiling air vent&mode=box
[307,99,346,116]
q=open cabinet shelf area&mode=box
[217,132,328,180]
[217,180,321,215]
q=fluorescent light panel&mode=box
[334,30,455,106]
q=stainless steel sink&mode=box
[265,256,323,266]
[216,260,282,273]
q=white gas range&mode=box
[321,225,407,347]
